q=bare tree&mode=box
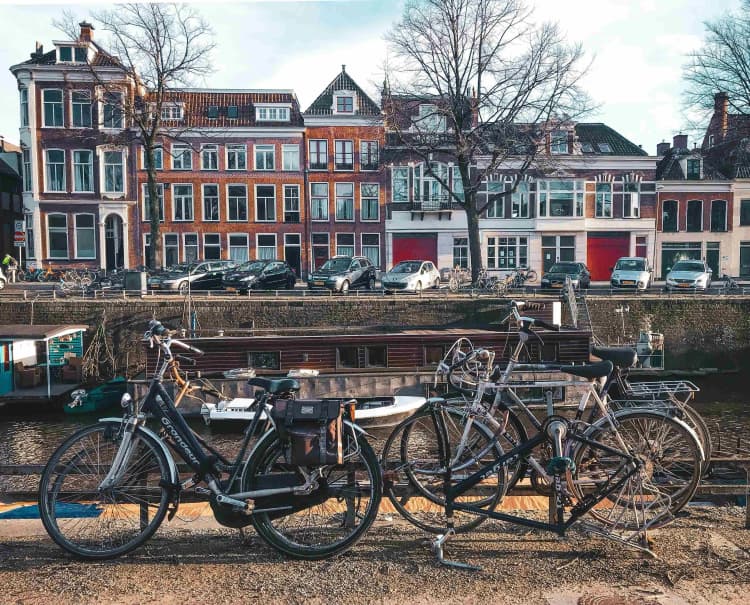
[56,3,214,269]
[384,0,590,281]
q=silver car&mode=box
[665,260,712,291]
[382,260,440,293]
[610,257,652,290]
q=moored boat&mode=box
[64,376,128,415]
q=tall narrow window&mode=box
[164,234,179,267]
[686,159,701,180]
[102,92,123,128]
[229,234,249,262]
[256,185,276,221]
[19,88,28,127]
[309,140,327,170]
[72,91,92,127]
[171,144,192,170]
[184,233,199,263]
[103,151,124,194]
[311,183,329,220]
[226,144,246,170]
[512,181,529,218]
[228,185,248,221]
[143,184,164,222]
[486,178,504,218]
[361,183,379,221]
[173,184,194,221]
[452,166,464,202]
[453,237,468,268]
[204,233,221,260]
[45,149,65,192]
[25,214,35,258]
[282,144,300,171]
[47,214,68,258]
[595,183,612,218]
[392,167,409,202]
[73,150,93,192]
[255,145,275,170]
[335,182,354,220]
[142,146,163,170]
[74,214,96,259]
[283,185,300,223]
[257,234,277,260]
[623,182,640,218]
[43,90,63,127]
[360,141,379,171]
[662,200,678,232]
[201,144,218,170]
[686,200,703,232]
[710,200,727,232]
[362,234,380,267]
[334,140,354,170]
[202,184,219,221]
[22,149,31,191]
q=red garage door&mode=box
[392,234,437,267]
[587,233,630,281]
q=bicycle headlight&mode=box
[120,392,134,413]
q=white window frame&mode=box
[485,177,505,218]
[171,144,192,170]
[334,139,354,171]
[71,90,92,128]
[143,233,151,264]
[160,103,183,121]
[308,139,328,170]
[335,232,355,257]
[361,233,380,268]
[72,149,94,193]
[100,91,124,130]
[414,162,449,205]
[202,183,220,222]
[42,89,64,128]
[360,183,379,221]
[183,233,199,263]
[227,184,248,222]
[360,140,379,171]
[19,87,29,127]
[255,184,276,222]
[335,182,355,222]
[334,94,355,114]
[451,165,464,202]
[163,232,180,267]
[201,144,219,171]
[142,183,165,223]
[550,130,568,154]
[255,105,291,122]
[283,184,300,223]
[310,182,329,221]
[141,146,163,170]
[228,233,250,263]
[256,233,277,260]
[73,213,96,259]
[392,166,409,202]
[47,212,69,259]
[512,180,530,218]
[226,144,247,171]
[22,148,31,192]
[254,144,275,170]
[100,148,127,196]
[623,182,640,218]
[536,179,585,218]
[282,144,300,171]
[487,236,528,270]
[44,148,66,193]
[203,233,222,260]
[416,104,445,132]
[172,183,194,222]
[595,182,613,218]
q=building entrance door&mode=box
[105,214,124,270]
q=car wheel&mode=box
[367,276,375,290]
[178,281,189,295]
[415,281,423,294]
[340,280,350,294]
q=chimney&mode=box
[79,21,94,43]
[714,91,729,140]
[656,141,670,156]
[673,133,688,150]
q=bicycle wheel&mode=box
[570,410,702,530]
[381,405,506,534]
[244,425,381,560]
[448,277,459,293]
[526,270,538,283]
[39,422,171,559]
[679,403,713,466]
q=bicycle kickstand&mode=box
[431,528,481,571]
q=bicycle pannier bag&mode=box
[271,400,344,465]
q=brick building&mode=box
[0,138,23,262]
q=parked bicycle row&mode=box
[37,307,711,568]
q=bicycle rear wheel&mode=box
[244,426,381,560]
[39,422,171,559]
[526,270,538,283]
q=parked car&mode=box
[610,257,652,290]
[665,260,712,291]
[222,259,296,293]
[307,256,377,293]
[0,266,6,290]
[148,260,237,294]
[540,262,591,290]
[382,260,440,293]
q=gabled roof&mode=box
[574,123,647,156]
[304,66,380,117]
[656,146,729,181]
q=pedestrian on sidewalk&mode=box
[2,254,18,283]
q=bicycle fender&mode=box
[344,419,374,439]
[98,417,180,485]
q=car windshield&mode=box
[391,262,422,274]
[185,262,204,274]
[236,261,266,274]
[615,259,646,271]
[166,263,188,273]
[320,258,351,271]
[548,263,579,274]
[672,261,705,272]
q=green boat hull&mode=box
[64,377,128,415]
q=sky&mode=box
[0,0,743,155]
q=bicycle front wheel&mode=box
[448,277,459,293]
[39,422,172,559]
[243,426,381,560]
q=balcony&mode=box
[409,196,453,220]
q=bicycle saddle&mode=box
[591,346,637,369]
[248,377,300,394]
[559,360,613,379]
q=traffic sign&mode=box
[14,220,24,233]
[14,232,25,245]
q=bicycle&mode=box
[38,320,381,560]
[718,273,740,292]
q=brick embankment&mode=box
[0,507,747,604]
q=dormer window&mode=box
[686,158,701,180]
[256,105,290,122]
[333,90,358,115]
[550,130,568,154]
[161,104,183,121]
[57,45,87,63]
[337,96,353,113]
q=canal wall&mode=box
[1,295,750,372]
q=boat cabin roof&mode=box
[0,324,87,342]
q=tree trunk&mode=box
[465,197,482,283]
[144,145,161,270]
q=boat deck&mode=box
[0,383,79,402]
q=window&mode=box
[72,91,92,127]
[284,185,300,223]
[581,142,594,153]
[164,234,179,267]
[308,140,328,170]
[229,234,249,263]
[312,233,329,268]
[417,104,445,132]
[660,242,702,278]
[201,145,218,170]
[19,88,28,127]
[255,145,275,170]
[362,233,380,268]
[207,105,219,119]
[740,200,750,226]
[414,162,449,207]
[598,143,612,153]
[541,235,576,271]
[336,233,355,257]
[45,149,65,192]
[311,183,329,220]
[336,96,354,113]
[360,141,379,171]
[687,200,703,232]
[171,144,192,170]
[247,351,280,370]
[226,144,246,170]
[337,347,359,368]
[453,237,468,269]
[256,185,276,221]
[512,181,529,218]
[711,200,727,232]
[623,182,640,218]
[550,130,568,154]
[161,104,183,120]
[257,234,277,260]
[25,214,34,258]
[184,233,199,263]
[43,90,63,127]
[47,214,68,259]
[227,105,238,119]
[361,183,379,221]
[103,151,124,194]
[58,46,85,62]
[282,144,300,171]
[335,182,354,220]
[662,200,678,232]
[452,166,465,202]
[392,167,409,202]
[173,184,194,221]
[256,106,290,121]
[334,140,354,170]
[142,146,163,170]
[537,180,585,217]
[487,237,528,269]
[73,150,93,192]
[227,185,248,221]
[365,346,386,368]
[74,214,96,259]
[102,92,123,129]
[595,183,612,218]
[22,149,31,191]
[202,184,220,221]
[143,184,164,222]
[486,178,504,218]
[741,242,750,277]
[686,159,701,180]
[204,233,221,260]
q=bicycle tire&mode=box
[569,409,702,530]
[526,270,538,283]
[39,422,171,559]
[244,426,381,560]
[448,277,459,293]
[679,403,713,469]
[381,405,506,534]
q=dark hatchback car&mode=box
[307,255,377,293]
[222,259,297,293]
[148,260,237,294]
[540,262,591,290]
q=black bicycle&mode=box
[38,320,381,560]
